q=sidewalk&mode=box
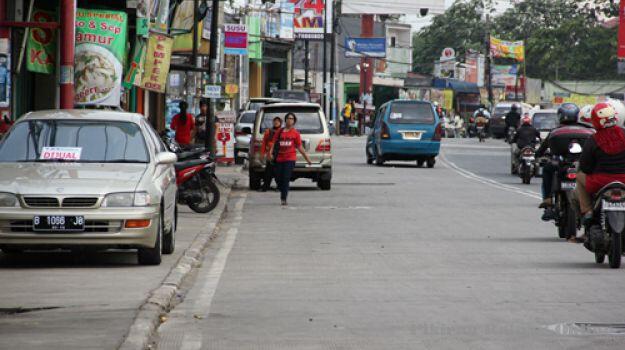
[0,167,243,350]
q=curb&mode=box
[118,185,233,350]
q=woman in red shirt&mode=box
[170,101,196,147]
[268,113,312,205]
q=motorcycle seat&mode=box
[175,159,211,172]
[177,150,205,161]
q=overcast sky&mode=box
[405,0,514,32]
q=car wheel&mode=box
[318,174,332,191]
[138,214,162,266]
[249,169,262,190]
[427,157,436,168]
[162,206,176,255]
[416,160,425,168]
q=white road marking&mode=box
[286,206,372,210]
[440,152,542,200]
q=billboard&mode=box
[342,0,446,15]
[289,0,332,40]
[344,37,386,58]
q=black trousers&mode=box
[275,161,296,201]
[542,162,557,200]
[263,161,275,190]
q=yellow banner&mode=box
[443,89,454,111]
[141,33,173,93]
[490,36,525,62]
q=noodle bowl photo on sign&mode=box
[74,44,122,105]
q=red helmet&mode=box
[521,115,531,125]
[592,102,618,130]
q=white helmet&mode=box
[578,104,593,127]
[605,98,625,127]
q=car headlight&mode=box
[102,192,152,207]
[0,192,19,207]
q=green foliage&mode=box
[412,0,620,80]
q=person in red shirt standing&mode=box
[268,113,312,205]
[0,115,12,136]
[170,101,196,147]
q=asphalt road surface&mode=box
[154,136,625,350]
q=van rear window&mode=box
[261,107,323,134]
[388,103,435,124]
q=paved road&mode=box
[154,136,625,350]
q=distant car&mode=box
[249,102,332,190]
[234,110,256,164]
[271,90,310,102]
[530,109,559,140]
[490,102,534,138]
[0,110,178,265]
[242,97,283,112]
[366,100,442,168]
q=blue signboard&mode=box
[344,37,386,58]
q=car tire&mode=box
[138,214,162,266]
[416,160,424,168]
[162,206,176,255]
[318,174,331,191]
[249,169,262,190]
[427,158,436,168]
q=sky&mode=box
[405,0,515,32]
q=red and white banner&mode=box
[618,0,625,59]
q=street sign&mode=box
[225,84,239,96]
[344,37,386,58]
[441,47,455,60]
[204,85,221,99]
[224,24,248,56]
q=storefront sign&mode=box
[280,2,295,40]
[171,1,204,52]
[344,37,386,58]
[224,24,248,55]
[290,0,332,40]
[204,85,221,99]
[74,9,128,106]
[491,64,518,87]
[26,8,56,74]
[215,111,236,162]
[0,39,10,108]
[619,0,625,65]
[123,40,146,89]
[225,83,239,96]
[141,33,173,93]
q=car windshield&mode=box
[261,107,323,134]
[388,103,435,124]
[272,91,309,102]
[533,113,559,130]
[239,112,256,124]
[494,107,510,116]
[248,102,265,111]
[0,119,149,163]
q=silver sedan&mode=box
[0,110,178,265]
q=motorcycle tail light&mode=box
[522,148,534,156]
[469,117,475,123]
[381,122,391,139]
[566,173,577,180]
[433,122,443,141]
[605,189,625,201]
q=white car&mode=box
[0,110,178,265]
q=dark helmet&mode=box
[510,104,518,112]
[557,102,580,125]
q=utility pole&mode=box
[207,0,220,157]
[322,0,328,113]
[60,0,75,109]
[484,14,493,107]
[304,40,309,90]
[330,1,337,134]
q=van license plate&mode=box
[402,132,422,140]
[33,216,85,232]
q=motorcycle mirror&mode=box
[569,143,582,154]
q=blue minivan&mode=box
[366,100,442,167]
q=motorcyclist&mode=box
[577,103,625,225]
[536,103,594,222]
[505,104,522,142]
[513,116,540,148]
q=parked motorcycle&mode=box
[584,182,625,268]
[161,133,221,213]
[517,146,536,184]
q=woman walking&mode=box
[260,117,283,192]
[268,113,312,205]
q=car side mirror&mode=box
[156,152,178,165]
[242,127,252,134]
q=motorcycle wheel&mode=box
[522,167,531,184]
[609,232,622,269]
[557,198,576,239]
[188,177,220,214]
[595,250,606,264]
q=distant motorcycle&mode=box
[505,126,516,144]
[517,146,536,184]
[584,181,625,268]
[476,125,486,142]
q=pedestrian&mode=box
[260,116,283,192]
[170,101,196,148]
[195,99,209,145]
[268,112,312,206]
[342,100,353,135]
[0,115,12,136]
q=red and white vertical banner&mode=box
[618,0,625,60]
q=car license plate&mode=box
[402,132,422,140]
[561,182,576,190]
[603,201,625,211]
[33,216,85,232]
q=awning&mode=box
[432,78,480,94]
